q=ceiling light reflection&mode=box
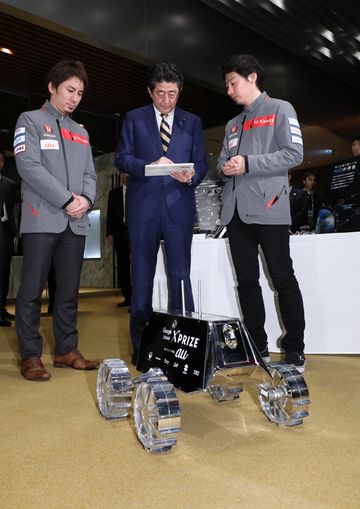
[268,0,286,10]
[0,47,14,55]
[321,29,334,43]
[318,46,331,58]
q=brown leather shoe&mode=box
[53,350,99,370]
[21,357,51,381]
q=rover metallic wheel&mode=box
[97,359,133,419]
[134,374,181,453]
[207,383,243,402]
[258,363,310,426]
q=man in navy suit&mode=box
[115,62,207,361]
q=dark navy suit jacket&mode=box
[114,104,207,225]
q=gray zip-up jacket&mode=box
[14,100,96,235]
[217,91,303,225]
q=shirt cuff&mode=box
[62,196,74,209]
[244,155,249,174]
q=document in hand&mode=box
[145,163,194,177]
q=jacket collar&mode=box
[244,91,267,114]
[42,100,69,121]
[173,108,187,129]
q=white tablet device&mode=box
[144,162,194,177]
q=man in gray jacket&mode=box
[217,54,306,372]
[14,60,98,381]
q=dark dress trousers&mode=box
[114,104,207,350]
[106,186,131,303]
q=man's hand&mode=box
[222,155,246,176]
[152,156,173,165]
[151,156,194,183]
[106,235,114,247]
[169,167,195,183]
[66,193,90,219]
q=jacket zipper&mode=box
[266,185,287,209]
[56,119,70,190]
[233,114,247,190]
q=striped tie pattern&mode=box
[160,113,171,153]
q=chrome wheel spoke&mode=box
[258,364,310,426]
[134,375,181,453]
[96,359,133,419]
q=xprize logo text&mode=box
[162,327,200,349]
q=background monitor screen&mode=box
[84,209,101,259]
[319,158,360,233]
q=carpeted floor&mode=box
[0,295,359,509]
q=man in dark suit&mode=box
[114,62,207,361]
[0,149,16,326]
[106,173,131,307]
[302,171,322,230]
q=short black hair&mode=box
[47,59,88,92]
[147,62,184,92]
[303,170,316,180]
[220,54,265,91]
[352,133,360,143]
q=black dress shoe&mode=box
[2,309,15,320]
[0,318,11,327]
[117,301,130,308]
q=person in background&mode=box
[288,172,308,233]
[0,149,16,326]
[302,170,322,230]
[217,54,306,372]
[14,60,98,381]
[351,133,360,157]
[106,172,132,308]
[114,62,207,364]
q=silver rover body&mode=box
[97,310,310,453]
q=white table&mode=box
[153,232,360,354]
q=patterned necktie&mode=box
[160,113,171,153]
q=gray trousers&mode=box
[16,225,85,359]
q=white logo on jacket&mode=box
[14,127,25,137]
[40,139,60,150]
[14,144,26,155]
[288,117,300,127]
[14,134,26,146]
[228,138,238,150]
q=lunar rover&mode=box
[96,310,310,453]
